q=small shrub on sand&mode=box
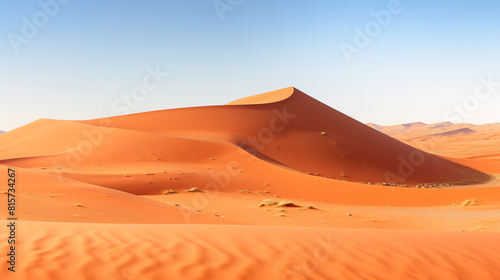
[260,200,302,208]
[461,198,479,206]
[277,201,300,208]
[162,189,177,195]
[259,199,279,207]
[187,187,203,193]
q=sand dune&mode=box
[373,122,500,158]
[406,128,477,141]
[0,165,235,224]
[0,88,499,209]
[401,121,427,129]
[0,87,489,188]
[1,87,499,279]
[432,127,476,137]
[429,121,454,129]
[367,122,428,132]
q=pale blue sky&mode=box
[1,0,499,131]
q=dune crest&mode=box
[226,86,295,105]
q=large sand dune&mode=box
[0,87,499,279]
[0,88,490,191]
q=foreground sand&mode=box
[1,222,499,280]
[0,87,499,279]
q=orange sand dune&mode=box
[77,87,488,185]
[432,127,476,137]
[367,121,428,132]
[405,128,477,141]
[372,121,500,158]
[444,157,500,174]
[0,88,499,209]
[1,126,499,208]
[1,222,499,280]
[0,165,234,224]
[429,121,454,129]
[0,87,489,189]
[1,87,500,279]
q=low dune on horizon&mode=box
[1,87,500,279]
[368,121,500,159]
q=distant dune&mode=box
[372,121,500,158]
[402,121,427,129]
[0,130,5,135]
[429,121,454,129]
[435,127,477,136]
[368,122,428,132]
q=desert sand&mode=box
[1,87,499,279]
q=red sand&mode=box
[1,87,499,279]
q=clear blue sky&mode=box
[1,0,499,131]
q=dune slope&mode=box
[0,165,233,224]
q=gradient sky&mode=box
[1,0,499,131]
